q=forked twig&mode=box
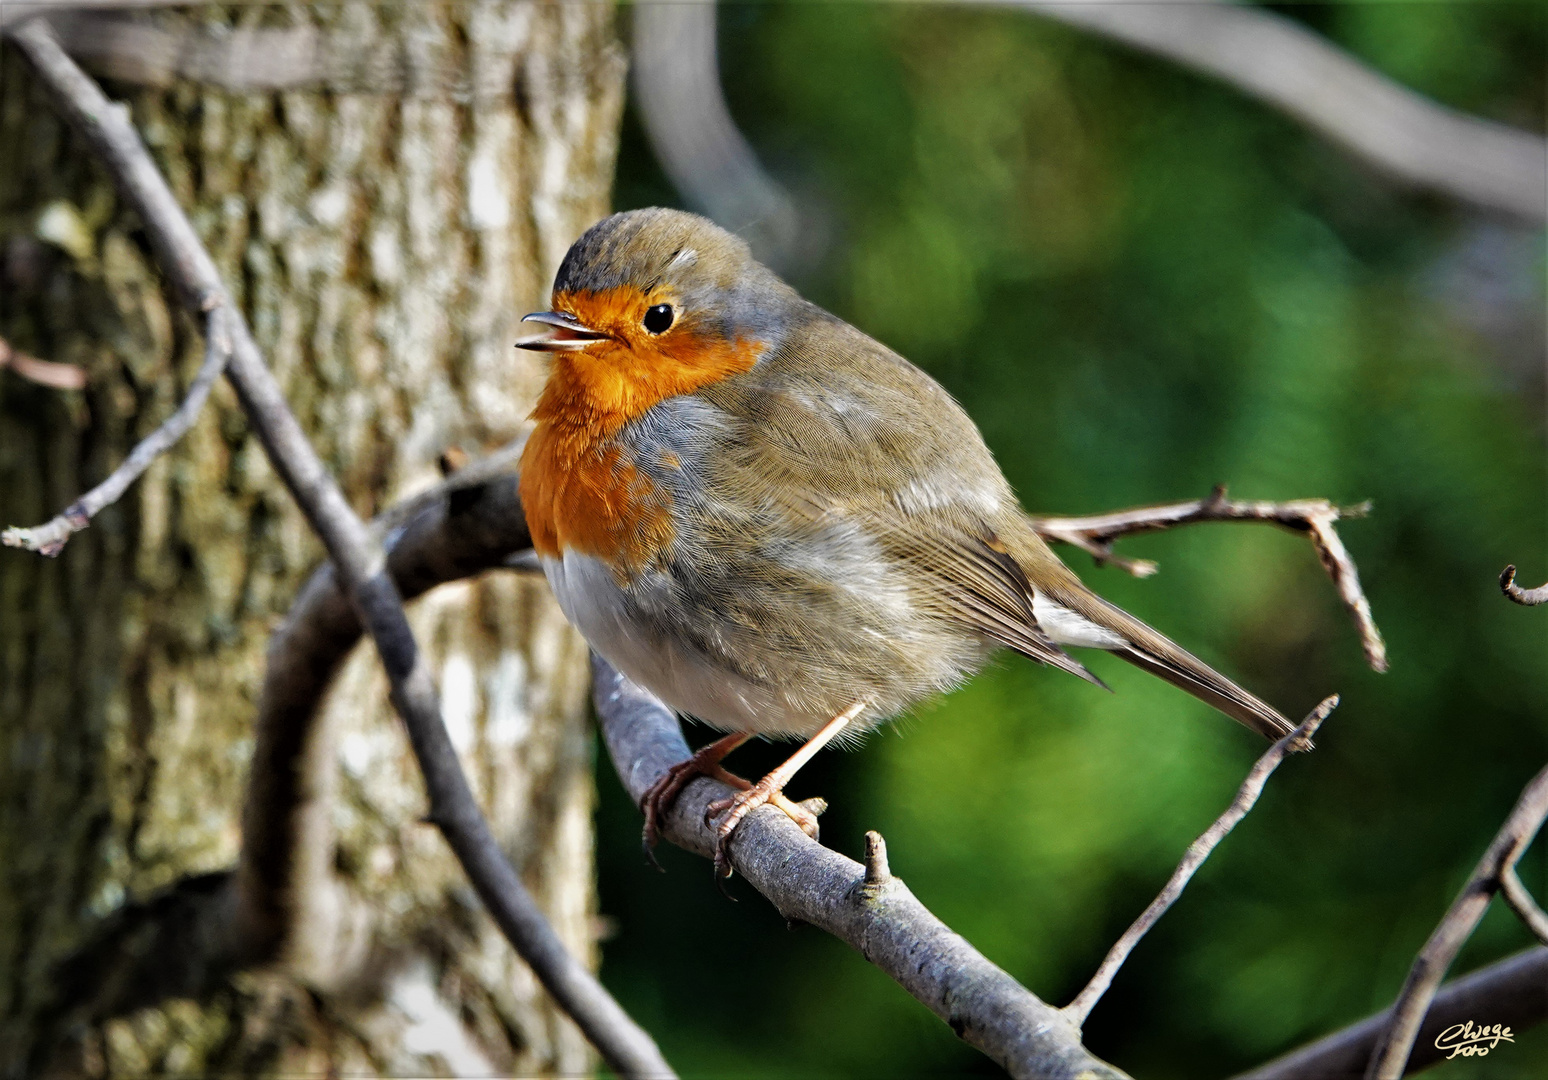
[0,336,88,390]
[1364,761,1548,1079]
[3,300,230,557]
[1500,868,1548,946]
[1063,695,1339,1027]
[1501,565,1548,606]
[1030,485,1386,672]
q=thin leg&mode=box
[640,733,750,860]
[706,700,867,878]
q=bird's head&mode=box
[518,208,798,427]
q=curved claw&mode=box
[706,786,826,880]
[639,733,753,865]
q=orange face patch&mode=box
[533,286,764,430]
[520,285,761,570]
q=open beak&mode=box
[515,310,611,352]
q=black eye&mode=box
[642,304,674,334]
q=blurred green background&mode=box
[594,3,1547,1076]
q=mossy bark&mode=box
[0,3,623,1075]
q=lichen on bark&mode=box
[0,3,624,1075]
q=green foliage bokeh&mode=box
[597,4,1547,1076]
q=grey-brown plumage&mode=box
[521,209,1292,744]
[519,207,1296,868]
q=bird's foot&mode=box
[640,733,752,866]
[706,777,826,879]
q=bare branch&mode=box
[1501,565,1548,606]
[2,302,228,557]
[19,1,1547,228]
[1500,869,1548,947]
[0,335,88,390]
[1235,947,1548,1080]
[235,442,533,974]
[5,20,672,1079]
[1064,695,1339,1027]
[239,458,1548,1078]
[1018,0,1547,224]
[1030,486,1387,673]
[1364,762,1548,1079]
[0,0,193,30]
[593,655,1129,1080]
[629,0,802,266]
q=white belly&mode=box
[543,550,808,736]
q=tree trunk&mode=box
[0,3,624,1075]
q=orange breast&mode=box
[519,422,675,574]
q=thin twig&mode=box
[5,19,672,1079]
[0,336,88,390]
[1365,761,1548,1079]
[1234,946,1548,1080]
[1500,869,1548,946]
[1063,694,1339,1027]
[1030,485,1387,673]
[3,302,229,557]
[1501,565,1548,606]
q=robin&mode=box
[517,208,1295,878]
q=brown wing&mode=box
[694,311,1103,686]
[888,524,1108,688]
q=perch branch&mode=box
[1018,0,1547,223]
[0,335,87,390]
[1501,565,1548,607]
[244,449,1375,1078]
[1364,761,1548,1079]
[1064,695,1339,1027]
[5,19,672,1079]
[1234,946,1548,1080]
[592,655,1129,1080]
[3,301,228,557]
[1030,485,1386,672]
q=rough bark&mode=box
[0,3,625,1076]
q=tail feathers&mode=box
[1052,588,1294,741]
[996,517,1293,740]
[1111,641,1293,741]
